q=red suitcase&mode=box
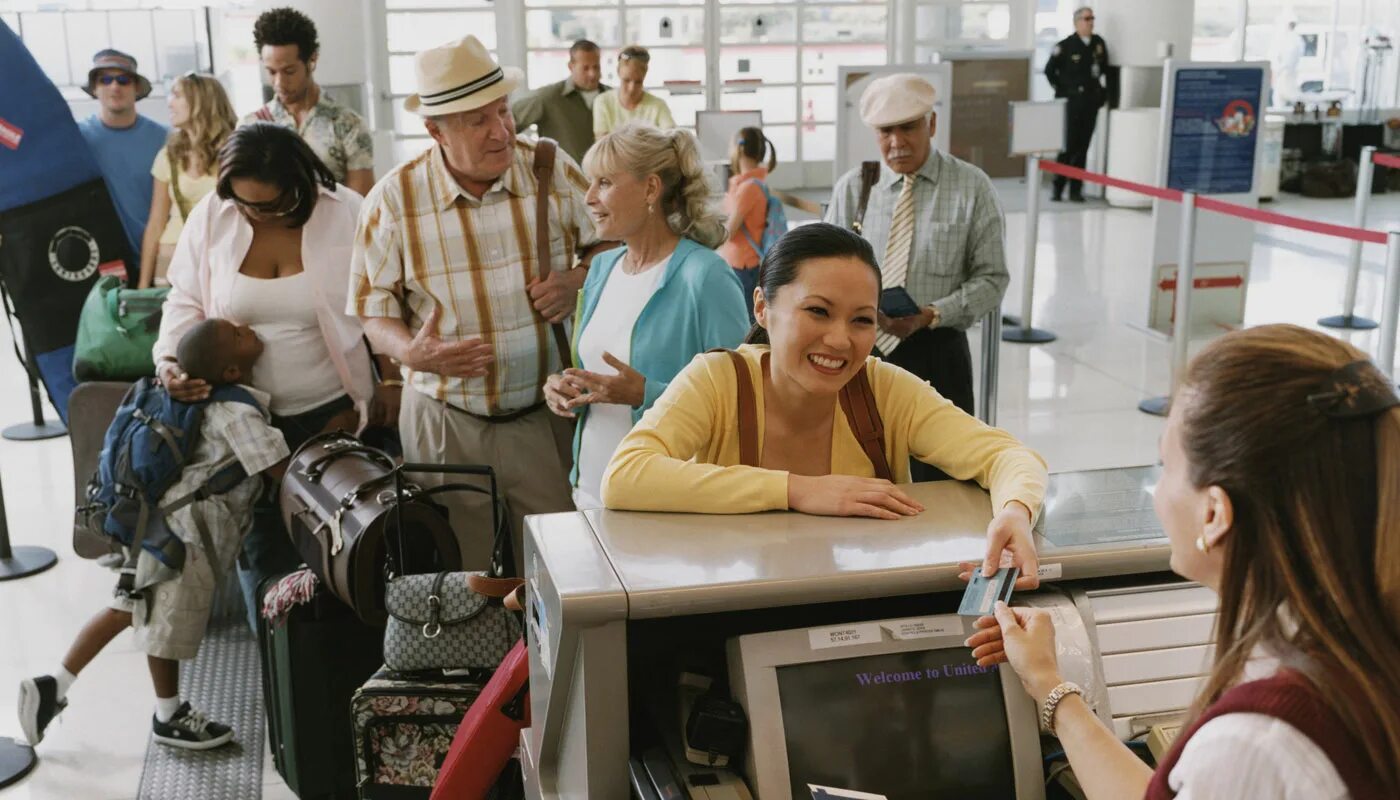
[431,638,530,800]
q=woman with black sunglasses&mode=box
[150,122,400,630]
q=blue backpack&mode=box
[740,179,789,258]
[80,378,261,590]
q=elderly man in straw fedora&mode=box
[824,73,1009,483]
[350,36,607,570]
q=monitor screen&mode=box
[775,648,1015,800]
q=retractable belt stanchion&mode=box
[1319,145,1380,330]
[1378,225,1400,378]
[2,326,66,442]
[1139,192,1198,417]
[978,307,1000,426]
[1003,154,1056,344]
[0,471,57,581]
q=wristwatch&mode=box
[1040,681,1084,736]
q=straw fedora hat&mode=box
[404,36,522,116]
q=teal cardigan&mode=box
[568,237,750,486]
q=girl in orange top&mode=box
[718,126,778,319]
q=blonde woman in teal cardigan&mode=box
[545,122,749,509]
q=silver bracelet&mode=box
[1040,681,1084,736]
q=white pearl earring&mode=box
[1194,535,1211,554]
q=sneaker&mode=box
[152,702,234,750]
[17,675,68,746]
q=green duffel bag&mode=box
[72,275,169,382]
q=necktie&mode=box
[877,174,916,356]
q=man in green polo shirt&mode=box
[511,39,607,164]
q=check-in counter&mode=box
[520,466,1213,799]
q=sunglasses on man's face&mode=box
[98,74,133,86]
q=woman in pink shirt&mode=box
[717,126,778,320]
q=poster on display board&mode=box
[1145,60,1269,338]
[1166,67,1265,194]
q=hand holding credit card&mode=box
[958,565,1019,617]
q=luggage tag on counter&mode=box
[958,565,1019,617]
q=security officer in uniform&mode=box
[1045,7,1109,202]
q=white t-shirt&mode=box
[228,271,344,416]
[579,88,601,109]
[572,254,669,510]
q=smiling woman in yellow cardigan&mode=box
[602,223,1048,584]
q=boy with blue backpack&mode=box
[717,125,787,320]
[18,318,291,750]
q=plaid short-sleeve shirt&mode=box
[350,138,598,416]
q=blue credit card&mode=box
[958,566,1019,617]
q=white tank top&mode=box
[227,271,344,416]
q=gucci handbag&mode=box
[382,460,523,672]
[382,571,523,673]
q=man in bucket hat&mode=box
[825,73,1009,482]
[77,48,168,260]
[351,36,609,571]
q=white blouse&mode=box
[1168,654,1348,799]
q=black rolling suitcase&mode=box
[258,574,385,799]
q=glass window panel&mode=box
[108,12,156,79]
[66,12,109,87]
[714,0,796,5]
[800,85,837,123]
[390,54,417,94]
[1191,0,1241,63]
[803,123,835,161]
[388,12,496,53]
[915,2,1012,44]
[800,43,886,84]
[525,9,621,50]
[393,136,434,165]
[622,46,705,85]
[624,8,704,47]
[720,7,797,44]
[527,50,572,89]
[392,103,429,137]
[721,85,797,124]
[23,15,69,85]
[389,0,492,8]
[763,124,796,168]
[152,11,200,81]
[802,5,886,43]
[651,87,705,128]
[719,46,797,83]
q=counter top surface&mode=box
[532,466,1171,618]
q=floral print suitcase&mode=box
[351,667,489,798]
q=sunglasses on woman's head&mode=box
[98,74,133,86]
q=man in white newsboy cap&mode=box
[825,72,1009,482]
[351,36,608,569]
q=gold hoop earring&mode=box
[1195,535,1211,554]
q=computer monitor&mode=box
[727,615,1045,800]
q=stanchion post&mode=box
[0,471,58,581]
[978,307,1000,426]
[1378,226,1400,378]
[1003,155,1057,344]
[1320,145,1379,330]
[1140,191,1198,417]
[2,325,66,442]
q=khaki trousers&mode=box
[400,387,575,574]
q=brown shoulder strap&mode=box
[532,138,573,369]
[711,349,759,467]
[838,363,893,481]
[852,160,881,234]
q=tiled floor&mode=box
[0,184,1397,799]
